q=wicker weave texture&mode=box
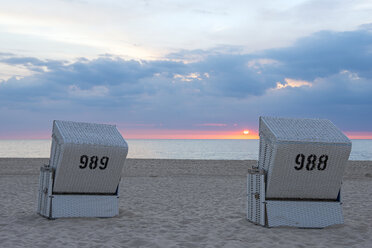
[257,135,275,171]
[266,200,343,228]
[260,116,351,143]
[50,120,128,194]
[52,120,127,147]
[259,116,351,199]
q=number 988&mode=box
[295,154,328,171]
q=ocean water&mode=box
[0,139,371,160]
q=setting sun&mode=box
[243,130,249,135]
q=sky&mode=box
[1,0,372,139]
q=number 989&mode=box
[79,155,109,170]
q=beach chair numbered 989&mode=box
[37,120,128,219]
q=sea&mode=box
[0,139,371,160]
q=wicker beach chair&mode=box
[247,116,351,228]
[37,120,128,218]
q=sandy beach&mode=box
[1,158,372,248]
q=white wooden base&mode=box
[37,165,119,219]
[247,168,343,228]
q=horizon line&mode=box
[1,130,372,140]
[1,137,372,140]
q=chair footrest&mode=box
[39,194,119,219]
[265,200,343,228]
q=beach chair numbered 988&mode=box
[247,116,351,228]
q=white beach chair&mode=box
[37,120,128,218]
[247,116,351,228]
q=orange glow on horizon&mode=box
[0,131,51,140]
[120,129,259,139]
[345,132,372,139]
[120,130,372,140]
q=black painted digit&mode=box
[80,155,88,169]
[99,156,109,170]
[89,156,98,169]
[306,154,317,170]
[295,154,305,170]
[318,155,328,170]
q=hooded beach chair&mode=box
[37,120,128,218]
[247,116,351,228]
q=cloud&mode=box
[260,28,372,80]
[195,123,228,127]
[0,25,372,135]
[173,72,204,82]
[68,85,109,97]
[0,52,15,57]
[275,78,312,89]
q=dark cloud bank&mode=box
[1,26,372,135]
